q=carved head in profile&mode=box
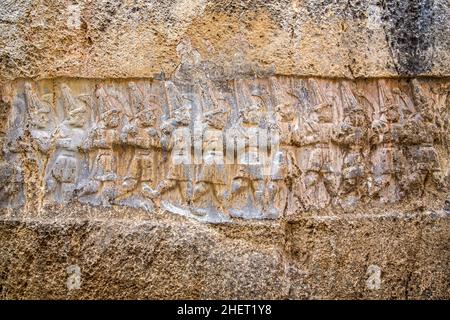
[371,117,388,137]
[137,108,157,128]
[101,109,121,128]
[241,93,265,125]
[383,105,400,123]
[67,105,86,128]
[347,108,367,128]
[176,38,201,66]
[23,83,53,129]
[173,105,191,126]
[61,83,87,127]
[311,103,333,123]
[30,94,53,129]
[275,103,296,122]
[128,81,138,91]
[204,108,227,130]
[161,118,176,135]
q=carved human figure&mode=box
[149,83,193,205]
[78,85,122,205]
[24,83,55,173]
[368,80,403,203]
[121,85,161,206]
[128,81,149,115]
[428,83,450,146]
[332,82,369,207]
[173,38,203,84]
[296,80,335,210]
[266,77,301,217]
[46,84,87,203]
[0,162,23,207]
[0,87,26,208]
[192,105,228,211]
[396,80,442,195]
[230,82,269,217]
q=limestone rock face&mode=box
[0,0,449,299]
[0,0,449,80]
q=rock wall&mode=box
[0,0,449,299]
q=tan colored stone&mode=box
[0,0,449,300]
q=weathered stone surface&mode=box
[287,210,449,299]
[0,0,449,300]
[1,76,448,221]
[0,206,448,299]
[0,0,449,81]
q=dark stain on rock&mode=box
[381,0,435,75]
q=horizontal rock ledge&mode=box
[0,209,448,299]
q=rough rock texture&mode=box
[0,206,448,299]
[0,0,449,300]
[0,0,449,81]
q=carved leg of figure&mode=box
[155,179,177,196]
[193,181,209,202]
[408,168,430,197]
[323,171,338,200]
[253,179,265,206]
[267,181,278,204]
[265,180,285,218]
[377,174,398,203]
[77,179,101,197]
[142,182,159,199]
[61,182,76,203]
[302,171,329,210]
[45,176,57,198]
[121,177,138,194]
[133,181,157,211]
[184,181,193,203]
[101,182,117,206]
[287,175,305,216]
[215,183,230,204]
[231,177,247,195]
[338,177,360,210]
[431,170,445,191]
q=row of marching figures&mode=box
[0,77,448,221]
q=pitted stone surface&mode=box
[0,0,449,299]
[0,0,449,81]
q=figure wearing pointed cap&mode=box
[120,82,161,207]
[24,83,56,199]
[128,81,149,115]
[230,80,269,216]
[331,82,369,208]
[46,83,88,203]
[191,83,229,212]
[24,82,55,155]
[295,79,336,210]
[266,77,301,218]
[78,84,122,205]
[24,83,53,131]
[0,86,26,208]
[173,38,203,84]
[368,80,403,203]
[146,81,193,205]
[396,80,442,196]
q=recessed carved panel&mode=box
[1,77,448,222]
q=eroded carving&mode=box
[1,77,448,222]
[45,84,89,204]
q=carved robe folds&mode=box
[1,77,447,222]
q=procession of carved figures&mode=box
[0,77,448,222]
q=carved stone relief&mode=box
[0,77,448,222]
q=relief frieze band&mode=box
[0,76,448,223]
